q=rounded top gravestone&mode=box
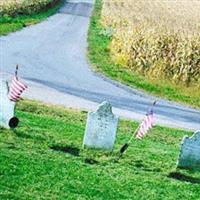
[96,101,112,117]
[177,130,200,170]
[83,101,119,151]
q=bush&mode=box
[0,0,60,17]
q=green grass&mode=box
[0,1,62,36]
[0,100,200,200]
[87,0,200,109]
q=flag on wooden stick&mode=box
[8,65,27,102]
[135,108,155,139]
[119,101,157,156]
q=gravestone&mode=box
[0,79,19,129]
[177,130,200,170]
[83,101,118,150]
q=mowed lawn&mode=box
[0,101,200,200]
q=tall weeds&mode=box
[0,0,59,17]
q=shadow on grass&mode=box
[14,130,46,142]
[50,145,80,157]
[168,172,200,184]
[84,158,99,165]
[133,160,162,172]
[6,143,17,149]
[13,130,33,139]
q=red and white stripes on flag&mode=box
[135,109,155,139]
[8,77,27,102]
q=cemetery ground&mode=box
[1,100,200,199]
[0,1,62,36]
[88,0,200,109]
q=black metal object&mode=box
[119,143,129,155]
[9,117,19,129]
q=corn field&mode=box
[0,0,58,16]
[101,0,200,88]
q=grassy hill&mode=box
[0,101,200,199]
[88,0,200,109]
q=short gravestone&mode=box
[0,79,19,129]
[83,101,118,150]
[177,130,200,170]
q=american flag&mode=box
[8,76,27,102]
[119,101,156,156]
[135,108,155,139]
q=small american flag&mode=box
[119,101,157,156]
[135,109,155,139]
[8,76,27,102]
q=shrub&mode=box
[0,0,60,17]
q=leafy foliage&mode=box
[0,0,62,36]
[0,0,60,17]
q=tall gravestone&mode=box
[83,101,118,150]
[0,79,19,129]
[177,130,200,170]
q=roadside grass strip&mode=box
[0,0,62,36]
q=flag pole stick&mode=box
[118,125,140,157]
[15,64,19,80]
[119,100,157,157]
[128,126,140,144]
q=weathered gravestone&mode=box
[0,79,19,129]
[177,130,200,170]
[83,101,119,150]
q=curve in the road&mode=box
[1,0,200,131]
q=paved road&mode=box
[1,0,200,131]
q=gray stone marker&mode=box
[83,101,119,150]
[0,79,19,129]
[177,130,200,170]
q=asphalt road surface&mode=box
[1,0,200,131]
